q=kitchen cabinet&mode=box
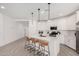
[64,31,76,50]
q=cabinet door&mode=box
[69,39,76,50]
[64,31,76,50]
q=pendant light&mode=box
[47,3,51,56]
[48,3,51,20]
[31,12,34,24]
[38,8,40,21]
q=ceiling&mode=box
[0,3,79,20]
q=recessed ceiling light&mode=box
[1,5,5,9]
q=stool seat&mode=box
[31,38,39,43]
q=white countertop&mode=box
[30,35,60,42]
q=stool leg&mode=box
[43,46,45,56]
[33,42,37,56]
[29,42,35,54]
[38,44,41,55]
[29,41,33,53]
[36,44,40,56]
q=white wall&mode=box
[0,13,17,47]
[0,13,4,46]
[15,20,29,39]
[16,23,25,39]
[0,13,29,47]
[3,15,16,46]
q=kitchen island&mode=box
[29,35,60,56]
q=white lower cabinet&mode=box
[64,31,76,50]
[69,39,76,50]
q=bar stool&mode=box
[24,36,32,50]
[30,38,39,55]
[39,40,49,56]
